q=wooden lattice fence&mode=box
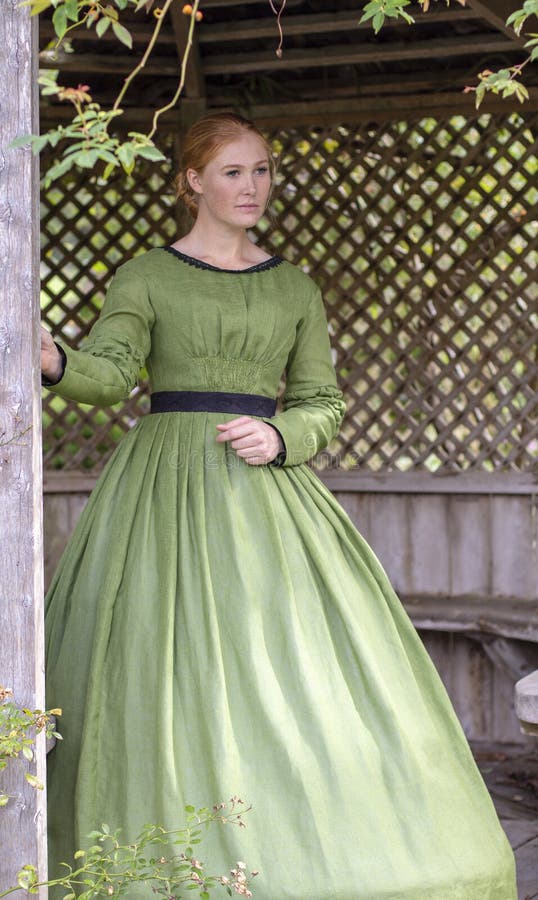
[41,111,537,473]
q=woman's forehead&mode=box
[211,135,269,167]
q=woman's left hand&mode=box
[216,416,284,465]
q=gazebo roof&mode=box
[38,0,538,126]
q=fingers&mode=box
[215,416,254,433]
[215,418,281,465]
[215,417,257,443]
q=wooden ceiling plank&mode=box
[466,0,526,44]
[202,34,522,74]
[39,21,179,44]
[198,7,478,42]
[207,64,513,100]
[239,87,538,119]
[38,51,180,75]
[38,4,478,44]
[39,86,538,128]
[38,30,521,77]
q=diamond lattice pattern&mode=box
[263,112,537,472]
[41,114,537,472]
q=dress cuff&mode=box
[265,421,287,467]
[41,342,67,387]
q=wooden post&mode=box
[0,0,46,895]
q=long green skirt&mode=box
[45,412,517,899]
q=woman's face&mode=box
[187,132,272,229]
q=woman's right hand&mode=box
[41,326,63,382]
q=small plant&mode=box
[0,799,258,898]
[1,688,257,898]
[0,686,62,806]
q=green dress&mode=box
[45,247,517,899]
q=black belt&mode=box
[149,390,277,417]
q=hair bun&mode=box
[174,170,198,218]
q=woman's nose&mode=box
[241,174,256,194]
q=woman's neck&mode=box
[172,224,271,267]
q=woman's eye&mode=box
[257,167,268,175]
[226,170,239,176]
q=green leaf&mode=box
[112,21,133,48]
[96,148,120,165]
[475,83,486,109]
[103,4,119,20]
[29,133,51,153]
[102,161,118,180]
[96,16,111,37]
[42,156,74,186]
[21,0,54,15]
[358,2,378,24]
[372,10,385,32]
[117,143,135,168]
[52,5,68,39]
[7,133,33,148]
[134,144,166,161]
[48,132,63,149]
[23,745,33,761]
[65,0,79,22]
[25,772,43,789]
[0,794,10,807]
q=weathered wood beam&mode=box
[319,470,538,495]
[0,0,46,895]
[42,470,538,496]
[202,34,522,74]
[202,0,301,5]
[39,33,522,78]
[39,49,180,75]
[39,87,538,131]
[40,84,538,133]
[207,62,519,102]
[197,7,479,42]
[467,0,526,44]
[229,86,538,123]
[39,20,179,44]
[404,596,538,642]
[39,6,478,44]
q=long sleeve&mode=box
[262,286,346,467]
[44,264,155,406]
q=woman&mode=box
[42,112,517,899]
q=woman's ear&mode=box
[186,168,203,196]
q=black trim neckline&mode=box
[163,245,284,274]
